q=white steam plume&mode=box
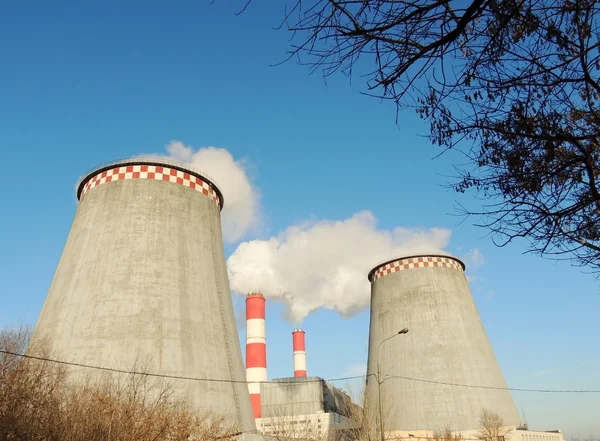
[165,140,262,243]
[227,211,452,323]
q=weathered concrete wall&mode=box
[32,159,256,432]
[261,377,325,417]
[260,377,358,421]
[365,255,520,432]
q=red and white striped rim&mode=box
[79,163,221,209]
[369,255,465,282]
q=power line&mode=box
[0,349,359,385]
[2,349,599,393]
[380,374,600,393]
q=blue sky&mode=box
[0,0,598,438]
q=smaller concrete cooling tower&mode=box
[292,329,306,377]
[246,293,267,418]
[32,158,256,433]
[365,254,520,432]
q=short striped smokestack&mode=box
[246,293,267,419]
[292,329,306,377]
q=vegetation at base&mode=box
[0,325,238,441]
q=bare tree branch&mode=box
[260,0,600,276]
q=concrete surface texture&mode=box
[261,377,326,417]
[31,158,256,433]
[365,255,521,432]
[260,377,355,419]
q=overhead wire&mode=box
[380,374,600,393]
[1,349,599,393]
[0,349,358,385]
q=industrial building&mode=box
[32,156,564,441]
[244,270,563,441]
[503,427,565,441]
[388,426,565,441]
[31,158,256,433]
[245,294,361,441]
[365,254,521,434]
[256,377,359,441]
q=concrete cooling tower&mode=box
[365,254,520,433]
[32,157,256,432]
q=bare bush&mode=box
[478,409,509,441]
[0,325,239,441]
[0,324,31,376]
[335,383,369,441]
[432,428,464,441]
[0,325,68,440]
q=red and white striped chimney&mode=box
[292,328,307,377]
[246,293,267,419]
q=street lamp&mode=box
[377,328,409,441]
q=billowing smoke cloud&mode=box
[227,211,452,323]
[165,141,262,243]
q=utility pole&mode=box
[377,328,409,441]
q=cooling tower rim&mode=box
[368,253,466,282]
[75,156,225,210]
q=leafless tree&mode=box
[478,409,510,441]
[334,383,370,441]
[432,428,464,441]
[257,0,600,275]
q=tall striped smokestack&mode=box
[246,293,267,419]
[292,329,306,377]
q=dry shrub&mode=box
[0,325,239,441]
[432,428,463,441]
[335,384,369,441]
[0,325,67,440]
[478,409,508,441]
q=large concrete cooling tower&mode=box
[365,254,520,433]
[32,158,256,432]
